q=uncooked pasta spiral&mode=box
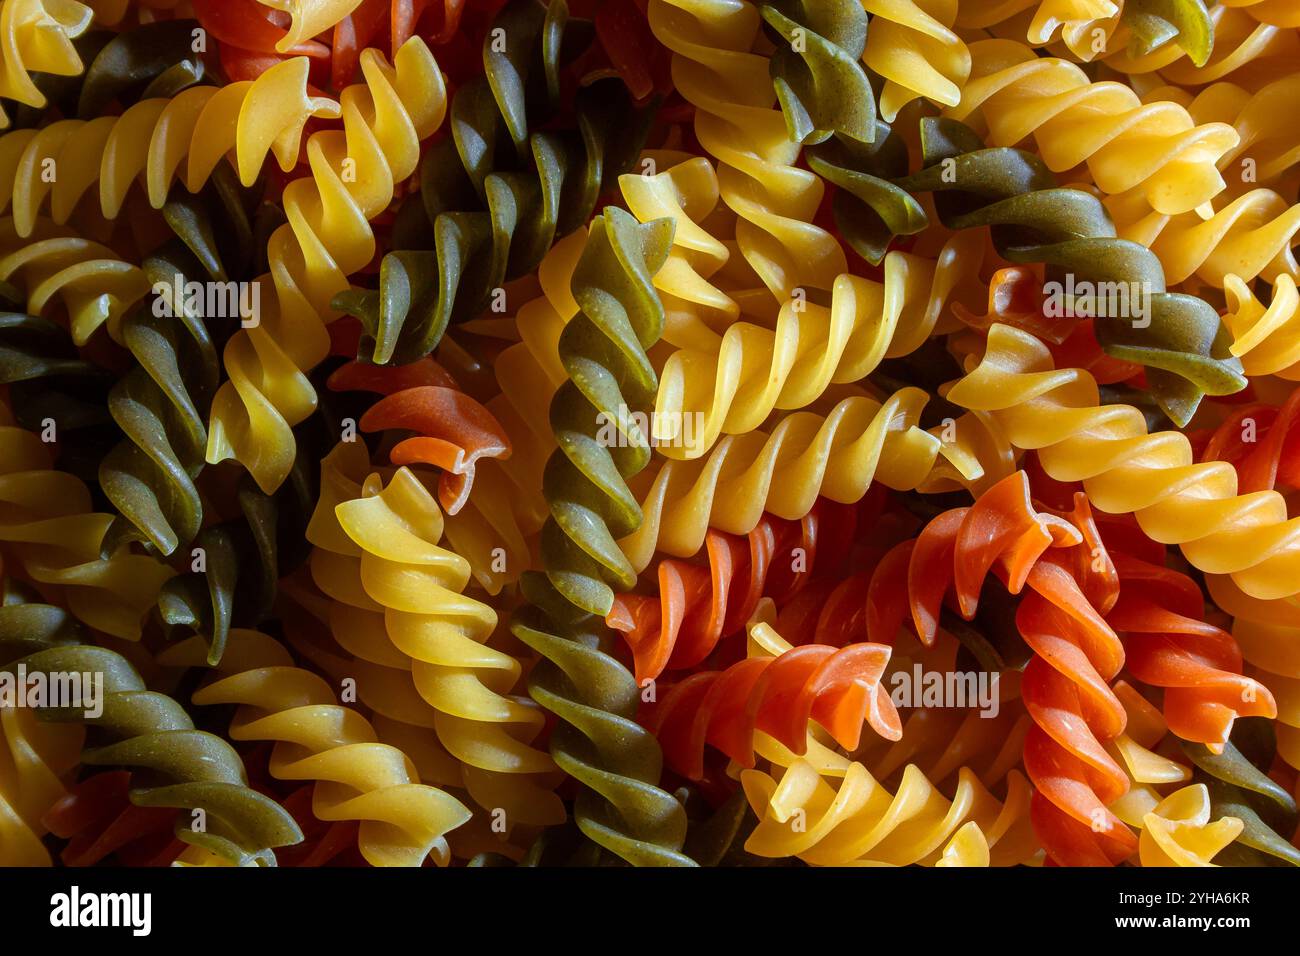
[96,243,221,556]
[0,402,173,639]
[1138,784,1245,866]
[646,611,902,781]
[895,117,1245,427]
[760,0,874,145]
[622,389,951,573]
[305,442,564,830]
[158,628,472,866]
[323,357,511,516]
[652,230,986,457]
[607,498,863,684]
[43,772,185,866]
[0,217,150,345]
[0,583,82,866]
[341,0,652,366]
[944,38,1238,217]
[0,301,114,481]
[647,0,846,298]
[862,0,970,122]
[899,471,1138,865]
[741,758,1036,866]
[0,0,93,129]
[159,402,327,665]
[945,323,1300,601]
[1108,551,1276,750]
[0,595,303,865]
[206,37,446,495]
[1196,389,1300,495]
[511,207,696,866]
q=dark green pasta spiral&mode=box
[76,19,209,117]
[97,246,220,557]
[511,207,693,866]
[336,0,655,365]
[805,121,928,265]
[157,430,318,666]
[760,0,874,146]
[0,583,302,865]
[894,117,1246,426]
[1181,719,1300,866]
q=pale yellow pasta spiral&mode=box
[207,39,447,494]
[1205,577,1300,770]
[620,388,949,573]
[1107,187,1300,287]
[741,758,1037,867]
[652,231,985,461]
[306,442,565,830]
[945,38,1239,216]
[1219,274,1300,380]
[158,629,471,867]
[259,0,363,51]
[944,323,1300,601]
[647,0,846,299]
[0,56,340,227]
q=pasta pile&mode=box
[1,0,1298,870]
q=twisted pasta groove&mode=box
[945,38,1239,216]
[159,628,472,866]
[760,0,874,145]
[1109,187,1300,288]
[512,207,695,866]
[945,323,1300,601]
[0,405,173,639]
[0,598,303,865]
[621,389,946,573]
[741,759,1036,867]
[653,231,985,459]
[0,0,93,129]
[647,0,846,298]
[207,38,446,494]
[1179,730,1300,865]
[306,443,564,828]
[863,0,970,121]
[646,607,902,781]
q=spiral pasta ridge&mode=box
[0,592,302,865]
[946,322,1300,601]
[206,37,446,494]
[306,442,564,829]
[158,627,472,866]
